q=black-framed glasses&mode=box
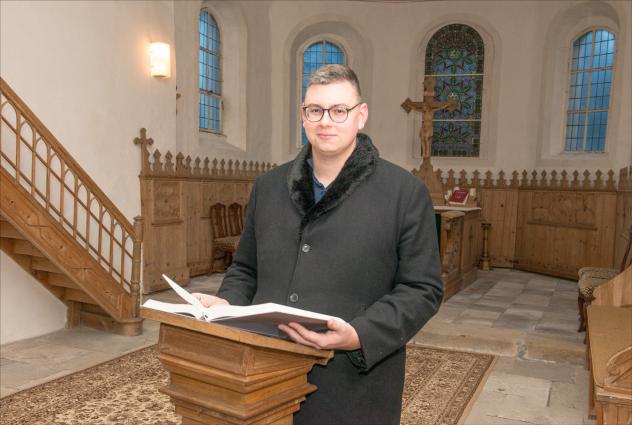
[302,103,362,123]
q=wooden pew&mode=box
[585,265,632,423]
[592,265,632,307]
[586,305,632,425]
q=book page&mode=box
[142,299,205,320]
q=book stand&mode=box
[141,308,333,425]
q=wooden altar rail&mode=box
[0,78,141,307]
[135,128,274,179]
[134,129,275,292]
[421,167,626,192]
[416,164,632,279]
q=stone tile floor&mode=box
[1,269,594,425]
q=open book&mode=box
[142,274,342,339]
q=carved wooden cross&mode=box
[401,77,458,160]
[134,128,154,175]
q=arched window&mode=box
[564,29,615,152]
[425,24,484,157]
[199,9,221,133]
[300,40,346,145]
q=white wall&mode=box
[0,0,177,342]
[185,0,629,174]
[0,253,67,345]
[263,0,631,173]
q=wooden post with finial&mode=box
[133,128,154,176]
[479,222,492,271]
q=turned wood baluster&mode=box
[130,216,144,317]
[479,221,492,271]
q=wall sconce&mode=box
[150,42,171,78]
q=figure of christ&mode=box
[401,77,458,159]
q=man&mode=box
[194,64,443,425]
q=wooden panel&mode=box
[461,209,482,287]
[615,189,632,268]
[515,191,617,279]
[141,178,189,293]
[480,189,519,268]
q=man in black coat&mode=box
[194,64,443,425]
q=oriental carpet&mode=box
[0,344,494,425]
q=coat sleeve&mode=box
[348,180,443,371]
[215,181,259,306]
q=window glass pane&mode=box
[300,40,346,144]
[564,30,614,152]
[199,9,222,131]
[424,24,484,157]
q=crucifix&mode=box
[401,77,458,160]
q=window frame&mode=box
[424,23,485,158]
[199,8,223,134]
[563,28,616,153]
[295,36,348,148]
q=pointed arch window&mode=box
[199,9,221,133]
[564,29,615,152]
[425,24,484,157]
[300,41,346,145]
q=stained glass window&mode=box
[424,24,484,157]
[300,41,345,145]
[199,9,221,133]
[564,30,615,152]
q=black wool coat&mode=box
[217,134,443,425]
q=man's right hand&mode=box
[192,293,229,308]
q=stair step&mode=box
[13,239,45,257]
[47,272,79,289]
[31,257,63,274]
[63,288,97,305]
[81,303,108,316]
[0,221,26,240]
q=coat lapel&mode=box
[287,133,379,227]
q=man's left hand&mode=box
[278,319,361,351]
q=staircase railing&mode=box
[0,78,142,316]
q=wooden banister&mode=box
[1,77,140,308]
[0,78,134,236]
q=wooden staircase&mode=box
[0,78,143,336]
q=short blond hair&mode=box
[307,64,361,98]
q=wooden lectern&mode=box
[141,308,334,425]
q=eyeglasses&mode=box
[302,103,362,123]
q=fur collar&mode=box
[287,133,379,228]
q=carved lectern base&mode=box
[412,158,444,205]
[142,309,333,425]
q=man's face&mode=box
[302,81,368,159]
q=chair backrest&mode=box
[227,203,243,236]
[620,225,632,272]
[210,203,229,239]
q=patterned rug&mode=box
[0,344,494,425]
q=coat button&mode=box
[301,244,311,253]
[289,293,299,303]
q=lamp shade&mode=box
[150,42,171,78]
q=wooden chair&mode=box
[227,203,244,236]
[578,225,632,332]
[210,203,240,272]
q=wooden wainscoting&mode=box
[415,165,632,280]
[134,129,273,293]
